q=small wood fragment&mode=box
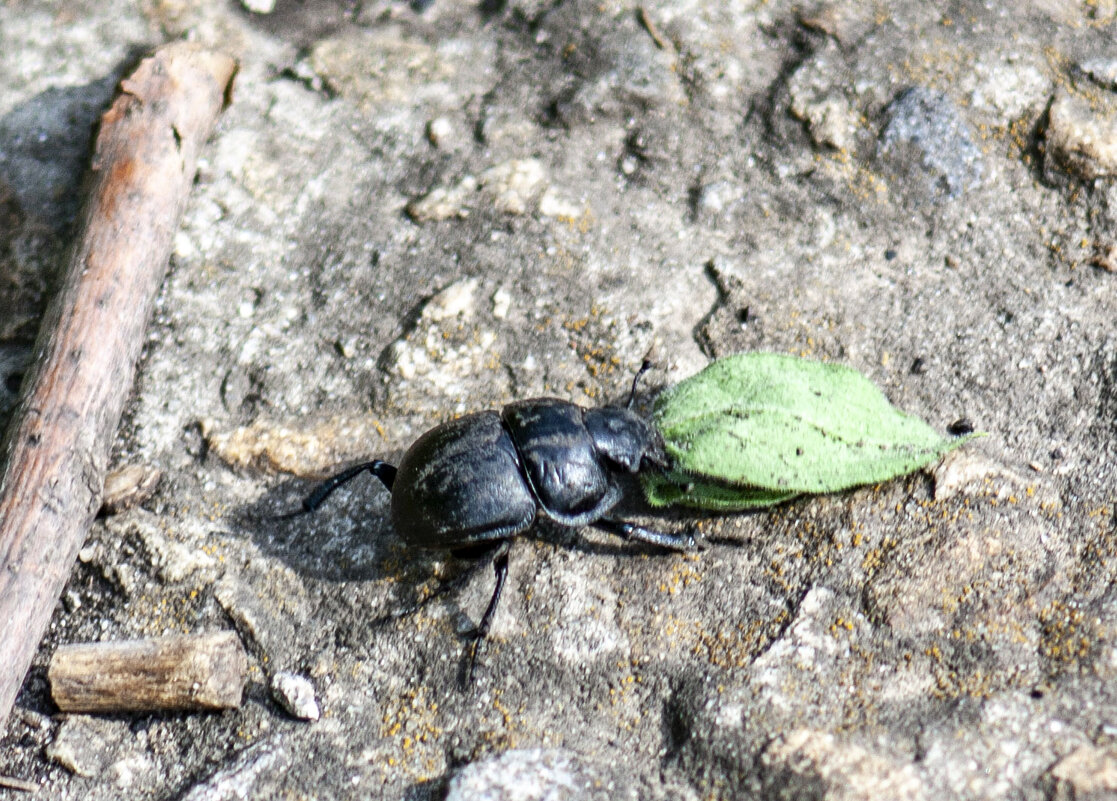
[48,632,247,714]
[0,774,38,793]
[100,464,162,515]
[1092,242,1117,272]
[638,6,670,50]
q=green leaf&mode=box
[643,470,800,511]
[646,352,974,510]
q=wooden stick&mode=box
[0,43,236,727]
[49,632,247,713]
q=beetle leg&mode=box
[474,539,511,638]
[373,543,507,633]
[592,518,695,551]
[462,539,511,685]
[298,460,397,513]
[377,555,491,623]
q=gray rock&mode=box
[213,558,312,663]
[446,749,619,801]
[446,748,695,801]
[178,741,291,801]
[45,717,128,778]
[1079,56,1117,90]
[879,87,986,200]
[1045,87,1117,180]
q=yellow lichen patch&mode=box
[559,303,646,397]
[690,610,791,670]
[1039,600,1101,666]
[658,560,704,596]
[377,686,446,783]
[607,659,651,732]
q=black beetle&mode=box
[299,365,694,658]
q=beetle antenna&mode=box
[627,358,653,409]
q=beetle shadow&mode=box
[239,472,409,583]
[0,60,143,431]
[238,473,520,634]
[0,70,130,232]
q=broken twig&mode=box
[49,632,247,714]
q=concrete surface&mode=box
[1,1,1116,798]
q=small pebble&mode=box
[1093,243,1117,272]
[427,117,453,148]
[100,464,162,515]
[491,287,512,320]
[271,672,320,721]
[241,0,275,13]
[423,277,478,322]
[336,336,359,359]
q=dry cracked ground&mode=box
[1,0,1117,799]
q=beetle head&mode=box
[584,406,667,474]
